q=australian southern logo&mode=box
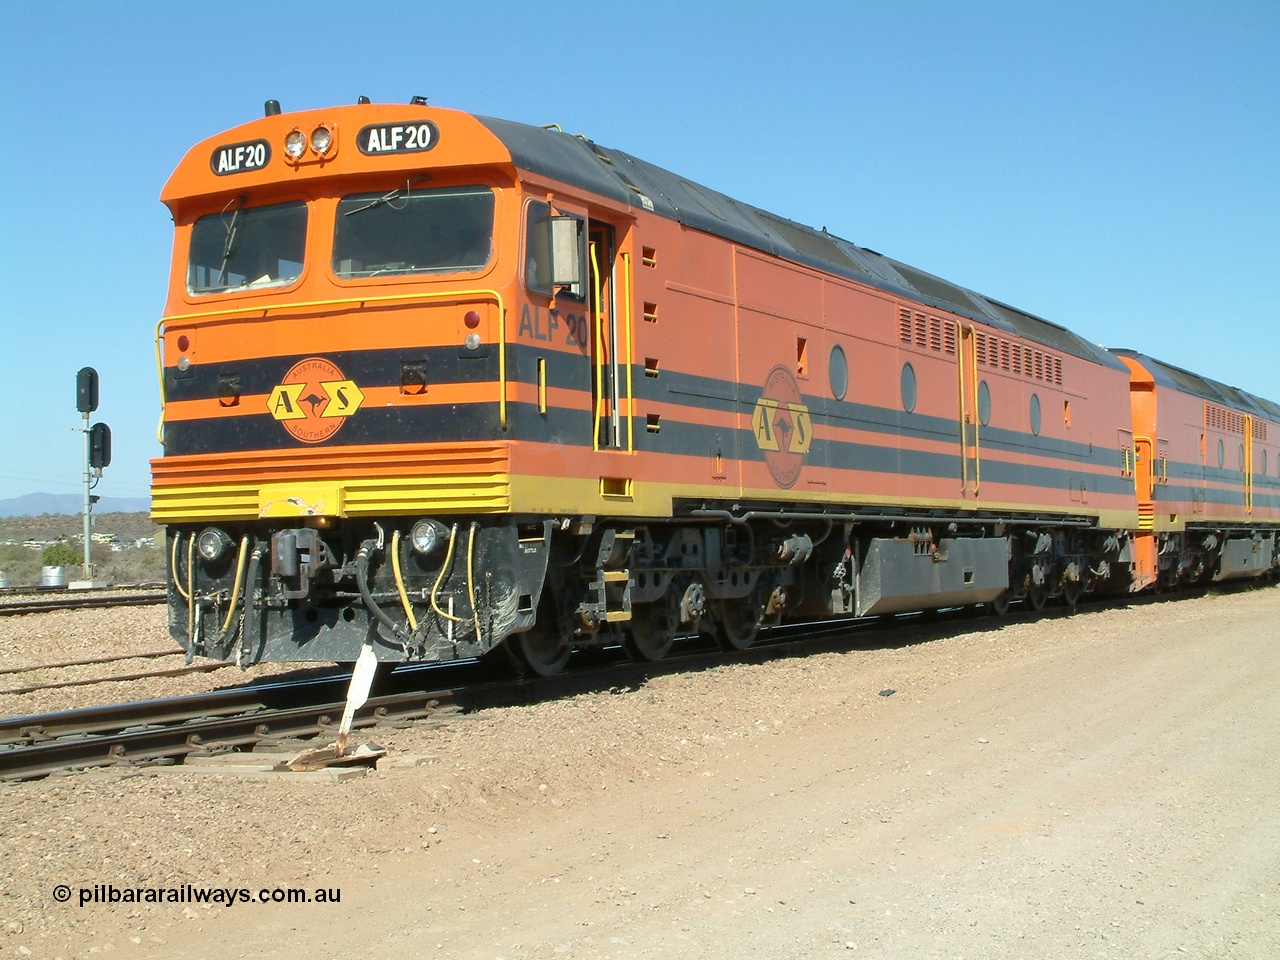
[267,358,365,443]
[752,366,813,488]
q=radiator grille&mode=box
[896,307,1063,384]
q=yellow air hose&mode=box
[391,530,418,632]
[218,536,251,635]
[430,524,465,623]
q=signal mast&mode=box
[74,367,111,587]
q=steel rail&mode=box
[0,661,229,696]
[0,591,167,616]
[0,649,181,676]
[0,670,358,744]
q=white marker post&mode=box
[335,643,379,756]
[286,643,383,771]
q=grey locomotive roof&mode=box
[1110,350,1280,420]
[478,114,1126,372]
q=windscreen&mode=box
[187,200,307,294]
[332,185,494,278]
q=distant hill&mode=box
[0,492,151,518]
[1,511,160,546]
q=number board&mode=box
[357,121,439,155]
[210,139,271,176]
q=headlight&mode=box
[410,519,449,555]
[310,125,333,155]
[284,129,307,159]
[196,528,232,562]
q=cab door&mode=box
[587,221,631,452]
[956,323,981,499]
[525,200,632,455]
[1243,415,1254,514]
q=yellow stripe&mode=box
[152,474,510,523]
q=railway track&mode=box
[2,581,1272,783]
[0,580,164,596]
[0,651,229,696]
[0,589,168,616]
[0,606,1022,782]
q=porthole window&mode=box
[978,380,992,426]
[829,344,849,401]
[1218,439,1224,469]
[1029,393,1042,436]
[900,362,917,413]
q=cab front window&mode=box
[332,184,494,278]
[187,200,307,295]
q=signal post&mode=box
[72,367,111,589]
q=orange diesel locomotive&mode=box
[152,99,1279,673]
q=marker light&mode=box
[310,125,333,155]
[284,129,307,160]
[465,333,481,352]
[464,311,481,329]
[196,527,232,562]
[410,519,449,555]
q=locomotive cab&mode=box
[153,100,660,670]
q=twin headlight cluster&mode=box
[194,520,450,566]
[284,123,336,161]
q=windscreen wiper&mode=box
[216,197,244,286]
[343,177,428,217]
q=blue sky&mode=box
[0,0,1276,504]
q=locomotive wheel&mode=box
[989,591,1011,617]
[1061,579,1083,609]
[622,606,675,662]
[716,598,760,651]
[512,628,571,677]
[1027,585,1048,611]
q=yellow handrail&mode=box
[589,241,605,451]
[466,521,482,645]
[956,322,968,493]
[153,287,508,444]
[622,251,635,453]
[1244,415,1254,513]
[972,335,981,495]
[955,323,981,496]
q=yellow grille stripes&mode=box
[152,442,511,522]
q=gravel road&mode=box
[2,586,1277,960]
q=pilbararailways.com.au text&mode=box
[57,884,341,908]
